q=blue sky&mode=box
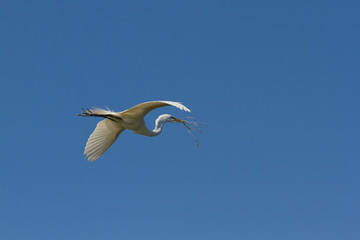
[1,0,360,239]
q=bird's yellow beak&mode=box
[173,117,184,124]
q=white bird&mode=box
[79,100,191,162]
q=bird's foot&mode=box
[78,108,93,117]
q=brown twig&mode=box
[180,117,207,147]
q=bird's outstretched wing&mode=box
[84,119,125,162]
[123,100,191,118]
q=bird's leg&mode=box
[78,109,123,121]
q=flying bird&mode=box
[79,100,191,162]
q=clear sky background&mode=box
[1,1,359,239]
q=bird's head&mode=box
[159,114,185,124]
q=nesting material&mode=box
[180,117,207,147]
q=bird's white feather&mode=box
[84,119,125,162]
[123,100,190,118]
[159,101,191,112]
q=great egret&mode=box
[79,100,191,162]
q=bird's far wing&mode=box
[84,119,125,162]
[123,101,191,118]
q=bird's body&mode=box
[79,101,190,162]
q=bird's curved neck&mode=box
[134,115,168,137]
[149,117,167,136]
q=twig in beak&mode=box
[183,123,200,147]
[179,117,207,147]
